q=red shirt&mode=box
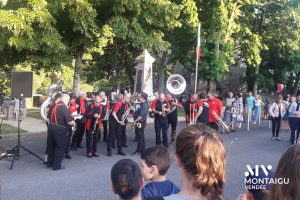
[207,97,223,122]
[70,102,77,114]
[151,99,171,110]
[113,100,128,113]
[197,99,203,108]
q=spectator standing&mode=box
[268,96,286,141]
[270,145,300,200]
[281,96,290,132]
[226,92,236,108]
[230,101,238,131]
[140,146,179,200]
[288,95,300,145]
[263,99,270,120]
[111,159,144,200]
[246,92,255,123]
[164,124,226,200]
[252,95,264,124]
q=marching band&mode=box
[43,87,228,170]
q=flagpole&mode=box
[194,23,201,93]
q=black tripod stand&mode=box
[0,98,43,170]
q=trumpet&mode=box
[129,122,142,129]
[121,106,134,123]
[212,111,230,133]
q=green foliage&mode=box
[0,0,66,70]
[0,0,299,94]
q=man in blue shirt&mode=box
[132,92,149,155]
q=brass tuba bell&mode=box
[166,74,186,95]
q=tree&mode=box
[48,0,114,95]
[85,0,183,92]
[239,0,300,94]
[0,0,66,73]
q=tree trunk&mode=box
[156,52,168,93]
[208,80,217,94]
[50,69,60,84]
[73,49,84,96]
[125,66,135,92]
[253,65,259,96]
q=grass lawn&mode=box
[26,109,42,120]
[0,124,27,135]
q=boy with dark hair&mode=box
[140,146,179,200]
[111,159,144,200]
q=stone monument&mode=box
[134,50,155,98]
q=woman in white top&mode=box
[164,124,226,200]
[252,95,264,124]
[268,96,286,141]
[226,92,236,108]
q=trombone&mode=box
[189,103,197,125]
[212,110,230,133]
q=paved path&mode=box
[2,117,47,133]
[1,116,186,134]
[0,120,291,200]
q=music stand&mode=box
[0,98,43,170]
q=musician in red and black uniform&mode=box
[196,92,209,125]
[151,93,170,148]
[85,96,103,158]
[99,91,110,142]
[184,92,199,125]
[166,93,182,143]
[47,94,75,170]
[64,94,77,159]
[206,92,223,130]
[44,93,61,165]
[71,91,87,150]
[107,93,131,156]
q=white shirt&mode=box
[289,102,300,117]
[226,98,236,107]
[254,99,263,107]
[269,102,286,117]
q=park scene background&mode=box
[0,1,300,200]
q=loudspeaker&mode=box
[11,71,33,98]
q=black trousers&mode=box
[154,117,168,147]
[290,117,300,144]
[136,121,146,153]
[86,128,98,154]
[271,116,281,138]
[47,124,67,169]
[71,120,85,147]
[107,119,123,153]
[167,113,178,132]
[65,127,73,154]
[102,120,108,140]
[122,123,127,146]
[98,120,108,141]
[209,122,219,131]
